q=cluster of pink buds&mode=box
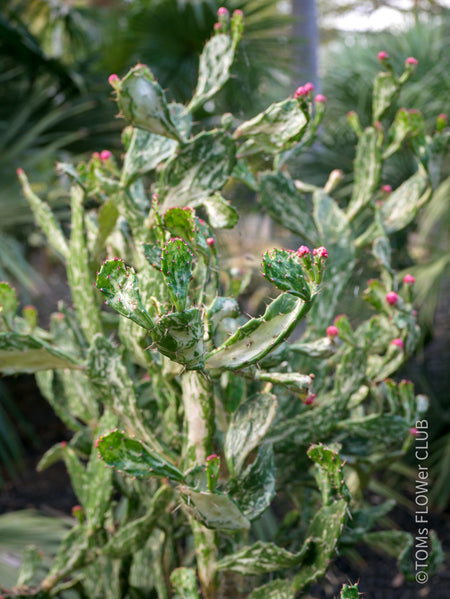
[313,246,328,259]
[294,82,314,99]
[93,150,113,161]
[296,245,310,257]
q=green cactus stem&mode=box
[181,371,218,599]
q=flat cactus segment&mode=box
[234,98,308,155]
[347,128,382,220]
[0,331,82,374]
[142,243,162,271]
[225,392,277,476]
[115,64,183,141]
[217,539,308,574]
[380,168,429,233]
[340,584,360,599]
[97,430,184,482]
[0,281,18,328]
[262,249,312,301]
[96,258,154,330]
[256,371,313,395]
[151,308,205,369]
[161,238,194,311]
[160,130,235,211]
[228,444,275,520]
[248,579,294,599]
[188,34,238,113]
[337,414,411,456]
[17,169,69,260]
[203,192,239,229]
[373,71,398,122]
[307,444,351,505]
[121,103,192,185]
[170,567,201,599]
[164,206,197,241]
[67,185,102,340]
[179,486,250,531]
[102,485,173,557]
[84,410,116,529]
[291,499,347,592]
[205,293,313,370]
[259,171,318,243]
[383,108,413,159]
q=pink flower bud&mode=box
[378,51,389,61]
[92,151,100,159]
[16,167,24,176]
[206,237,215,247]
[386,291,399,305]
[438,113,448,121]
[315,94,327,103]
[60,441,67,447]
[206,453,219,461]
[381,184,392,193]
[214,22,222,31]
[391,338,404,349]
[403,274,416,284]
[304,393,316,405]
[217,7,229,16]
[100,150,112,161]
[233,9,244,17]
[326,325,339,338]
[313,246,328,259]
[405,56,418,66]
[108,74,120,86]
[409,427,419,436]
[296,245,310,257]
[294,86,307,98]
[303,82,314,93]
[72,505,82,515]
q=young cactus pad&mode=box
[205,292,314,370]
[96,430,184,482]
[161,237,194,312]
[261,249,312,301]
[96,258,154,330]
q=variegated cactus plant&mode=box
[0,9,445,599]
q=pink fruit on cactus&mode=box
[296,245,310,257]
[108,74,120,86]
[326,325,339,338]
[304,393,316,405]
[391,338,404,349]
[405,56,418,66]
[378,51,389,61]
[100,150,112,161]
[403,274,416,284]
[313,246,328,259]
[386,291,399,305]
[206,237,215,247]
[381,185,392,193]
[315,94,327,103]
[303,82,314,93]
[217,7,228,16]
